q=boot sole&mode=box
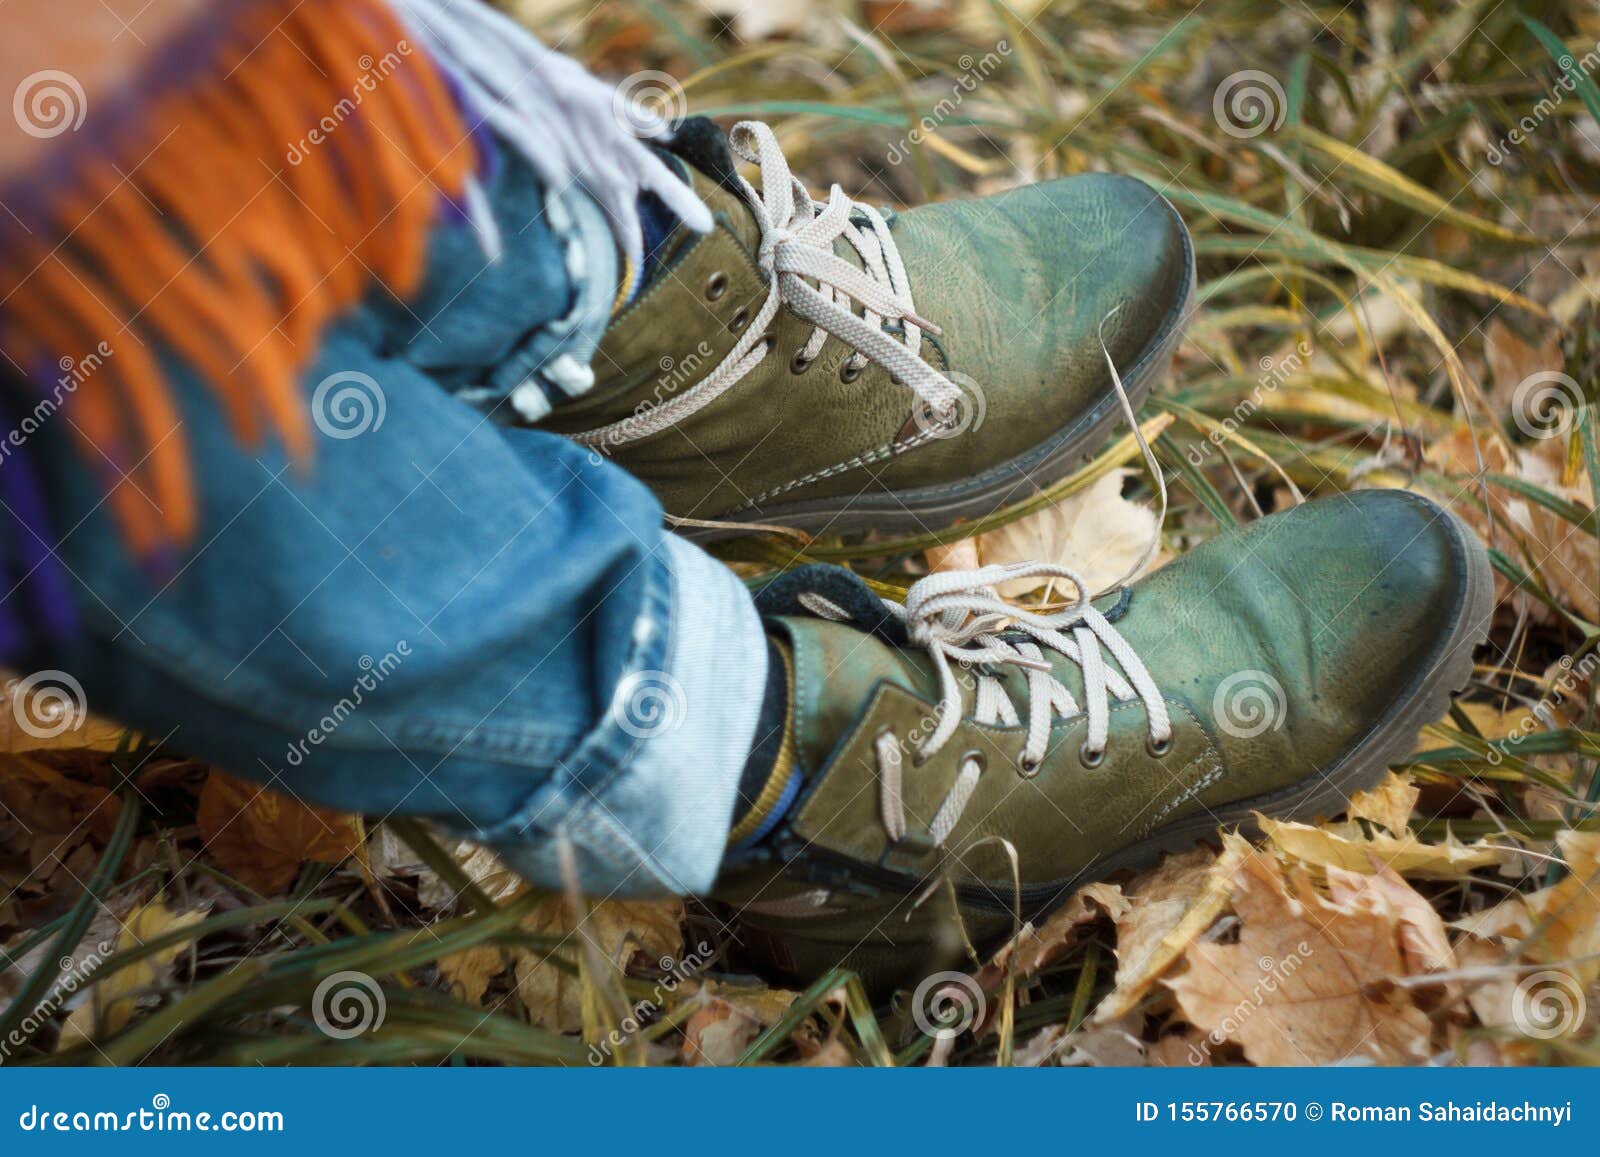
[685,197,1197,542]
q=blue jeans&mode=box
[22,150,766,896]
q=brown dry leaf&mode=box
[437,946,506,1005]
[1453,935,1527,1044]
[196,771,361,894]
[677,980,795,1066]
[977,880,1126,994]
[1451,895,1536,943]
[1346,771,1419,834]
[1094,837,1245,1023]
[1423,432,1596,622]
[0,756,123,847]
[1165,849,1432,1065]
[1259,815,1512,877]
[969,469,1160,596]
[1145,1028,1215,1067]
[1054,1013,1149,1067]
[682,998,763,1066]
[0,671,127,754]
[513,897,685,1033]
[1327,864,1456,975]
[59,900,207,1045]
[1525,830,1600,986]
[1484,319,1566,416]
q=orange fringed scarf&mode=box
[0,0,476,556]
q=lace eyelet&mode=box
[729,307,751,332]
[839,361,863,384]
[1078,742,1105,769]
[1016,752,1041,778]
[756,333,775,356]
[1146,734,1173,758]
[705,272,728,301]
[790,351,814,375]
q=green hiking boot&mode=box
[713,489,1493,994]
[538,119,1194,538]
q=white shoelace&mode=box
[574,120,962,449]
[864,562,1172,846]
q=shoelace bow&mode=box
[870,562,1172,846]
[576,120,962,448]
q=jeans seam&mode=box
[468,543,674,846]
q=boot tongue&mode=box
[662,116,746,196]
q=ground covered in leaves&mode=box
[4,0,1600,1066]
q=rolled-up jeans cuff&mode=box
[488,534,765,895]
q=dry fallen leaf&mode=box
[1327,863,1456,975]
[960,468,1160,597]
[197,772,361,894]
[1525,830,1600,987]
[1165,849,1432,1065]
[59,899,207,1045]
[1259,815,1512,877]
[682,998,764,1066]
[1423,431,1597,622]
[0,756,123,848]
[976,880,1126,997]
[1347,771,1420,834]
[437,946,506,1006]
[513,897,685,1034]
[0,670,127,754]
[1094,837,1244,1023]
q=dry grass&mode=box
[3,0,1600,1066]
